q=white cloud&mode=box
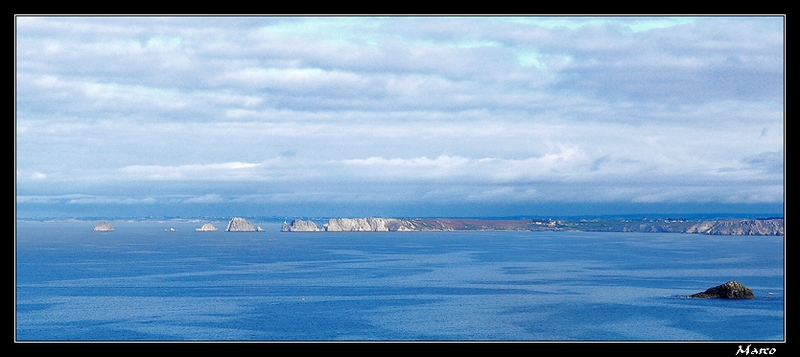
[16,194,158,205]
[182,194,225,203]
[342,155,470,168]
[118,162,262,180]
[67,196,159,205]
[219,67,366,91]
[16,170,47,180]
[19,73,190,113]
[337,144,588,182]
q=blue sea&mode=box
[15,220,785,342]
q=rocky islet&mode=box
[195,223,220,232]
[226,217,256,232]
[93,220,114,232]
[689,281,756,299]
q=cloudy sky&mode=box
[15,16,784,219]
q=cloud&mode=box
[118,162,262,180]
[14,17,784,217]
[465,187,539,202]
[182,193,225,203]
[742,151,784,175]
[219,67,365,91]
[337,144,590,183]
[16,194,158,205]
[16,170,47,180]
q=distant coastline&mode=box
[282,217,785,236]
[15,215,785,236]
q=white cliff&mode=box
[281,219,321,232]
[93,220,114,232]
[195,223,220,232]
[280,217,784,235]
[323,217,417,232]
[686,219,784,235]
[226,217,256,232]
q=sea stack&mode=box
[281,219,321,232]
[689,281,755,299]
[195,223,220,232]
[226,217,256,232]
[93,220,114,232]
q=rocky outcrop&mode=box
[686,219,784,236]
[93,220,114,232]
[323,217,418,232]
[689,281,755,299]
[281,217,469,232]
[281,219,321,232]
[195,223,220,232]
[226,217,256,232]
[326,218,388,231]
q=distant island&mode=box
[195,223,220,232]
[282,217,784,236]
[93,220,114,232]
[226,217,265,232]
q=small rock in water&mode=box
[689,280,755,299]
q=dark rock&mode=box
[689,281,755,299]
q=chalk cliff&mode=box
[281,219,321,232]
[686,219,784,236]
[324,217,418,232]
[93,220,114,232]
[280,217,784,235]
[226,217,256,232]
[195,223,220,232]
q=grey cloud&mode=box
[545,18,783,108]
[742,151,784,174]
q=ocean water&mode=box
[15,220,785,341]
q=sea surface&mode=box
[15,220,785,341]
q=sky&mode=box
[15,16,785,219]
